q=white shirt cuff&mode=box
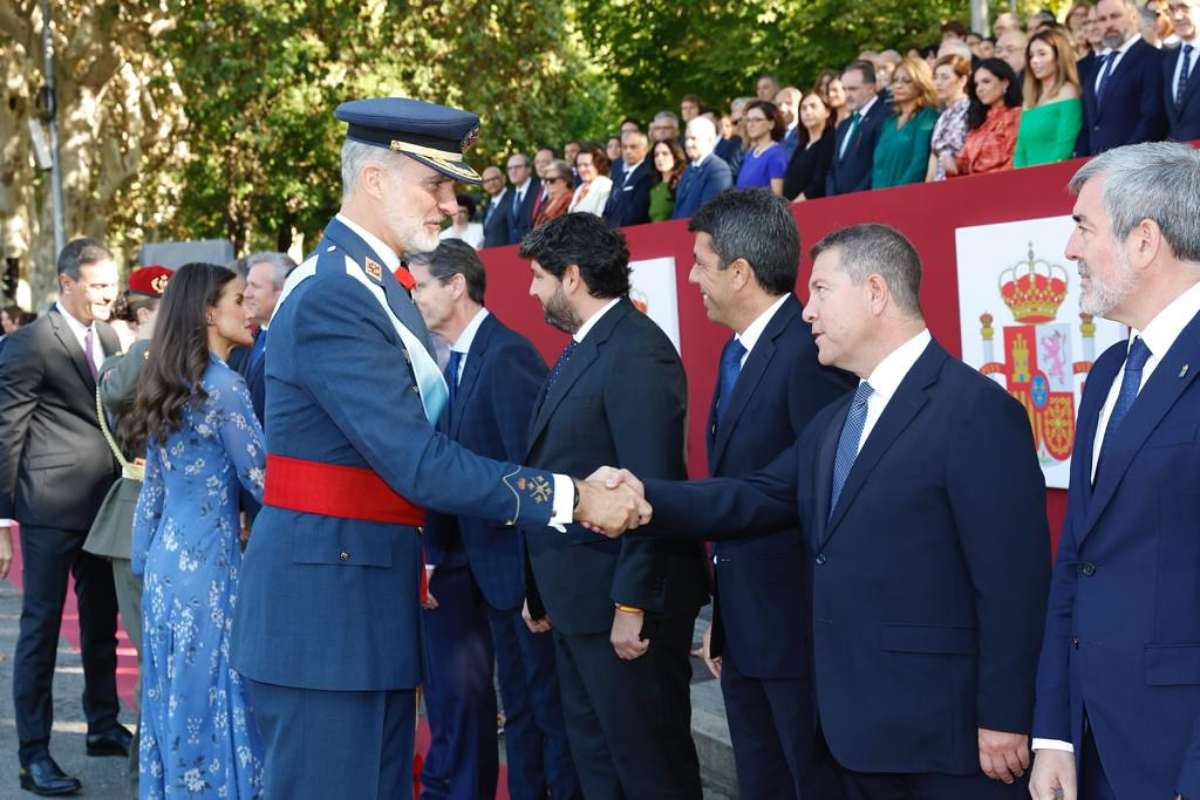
[1032,738,1074,753]
[0,519,13,528]
[548,474,574,532]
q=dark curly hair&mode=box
[518,213,631,299]
[966,58,1023,130]
[122,263,237,452]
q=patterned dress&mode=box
[132,355,266,799]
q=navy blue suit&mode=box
[1077,38,1166,156]
[420,313,579,800]
[229,216,560,799]
[671,154,733,220]
[233,328,267,521]
[706,295,853,799]
[644,340,1049,795]
[826,97,888,196]
[1033,312,1200,799]
[1165,43,1200,142]
[482,192,512,248]
[506,180,541,245]
[602,161,653,227]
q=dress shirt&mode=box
[55,301,103,376]
[1173,37,1198,103]
[335,213,574,528]
[619,159,645,187]
[838,95,880,160]
[1094,34,1143,95]
[734,294,789,368]
[485,188,508,219]
[1033,279,1200,755]
[573,297,622,344]
[512,178,533,208]
[690,153,712,168]
[446,308,490,385]
[857,328,932,454]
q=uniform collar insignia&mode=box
[363,257,383,282]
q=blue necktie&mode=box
[716,337,747,425]
[545,340,578,392]
[1096,53,1116,109]
[445,350,462,406]
[248,328,267,375]
[829,381,874,520]
[1095,336,1152,482]
[1178,44,1194,110]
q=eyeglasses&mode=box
[506,163,527,171]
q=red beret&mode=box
[128,265,173,298]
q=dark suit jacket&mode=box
[782,131,835,201]
[241,327,267,424]
[523,299,708,636]
[1165,43,1200,142]
[603,161,653,228]
[1034,314,1200,800]
[506,180,542,245]
[1077,37,1166,156]
[425,314,547,611]
[644,340,1050,775]
[826,95,889,196]
[482,192,513,248]
[0,308,120,530]
[706,295,853,677]
[670,154,733,220]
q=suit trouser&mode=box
[553,610,702,800]
[720,646,840,799]
[111,557,142,789]
[13,524,120,763]
[246,679,415,800]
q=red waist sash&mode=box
[263,453,426,526]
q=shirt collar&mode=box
[450,307,490,354]
[856,95,879,118]
[1103,33,1141,57]
[1134,279,1200,360]
[491,187,508,203]
[54,300,92,336]
[863,329,932,404]
[735,294,789,354]
[623,159,645,176]
[515,178,532,194]
[786,118,799,133]
[335,213,400,272]
[691,152,711,167]
[573,297,622,344]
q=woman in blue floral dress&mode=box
[125,263,265,799]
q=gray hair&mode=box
[237,251,296,289]
[686,116,719,157]
[621,130,649,147]
[341,139,409,201]
[1069,142,1200,262]
[810,223,923,317]
[653,110,680,125]
[548,159,575,189]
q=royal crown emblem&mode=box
[150,274,170,294]
[998,244,1070,323]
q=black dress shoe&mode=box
[18,755,81,796]
[85,723,133,757]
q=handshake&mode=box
[573,467,647,538]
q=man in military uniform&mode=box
[229,97,647,799]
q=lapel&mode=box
[710,297,799,472]
[835,117,851,161]
[1098,41,1140,117]
[526,300,629,457]
[811,395,849,550]
[1081,311,1200,541]
[1072,342,1123,512]
[450,315,495,438]
[321,217,433,351]
[820,341,946,550]
[1179,46,1200,108]
[48,306,96,390]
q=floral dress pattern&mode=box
[131,355,266,799]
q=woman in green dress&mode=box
[648,139,687,222]
[872,55,941,189]
[1014,27,1082,168]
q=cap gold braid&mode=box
[389,140,464,160]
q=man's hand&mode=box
[978,728,1030,784]
[701,620,721,678]
[0,523,12,580]
[590,466,644,497]
[574,476,650,538]
[522,599,552,634]
[611,606,649,660]
[421,565,438,610]
[1029,747,1076,800]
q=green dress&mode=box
[871,106,939,189]
[648,180,674,222]
[1013,98,1082,168]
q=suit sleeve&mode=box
[294,279,556,528]
[627,175,653,226]
[493,339,547,463]
[946,384,1051,734]
[805,136,834,199]
[1031,506,1081,742]
[602,332,690,610]
[0,330,43,519]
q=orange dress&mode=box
[954,104,1023,177]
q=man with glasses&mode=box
[481,165,512,248]
[506,153,541,244]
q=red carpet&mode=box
[5,527,511,798]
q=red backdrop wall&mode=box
[479,159,1088,543]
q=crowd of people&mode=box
[461,0,1200,252]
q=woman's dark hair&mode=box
[652,139,687,190]
[796,92,833,146]
[2,304,30,327]
[111,290,160,325]
[745,99,786,142]
[576,143,610,177]
[966,58,1023,130]
[122,262,237,452]
[454,193,478,220]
